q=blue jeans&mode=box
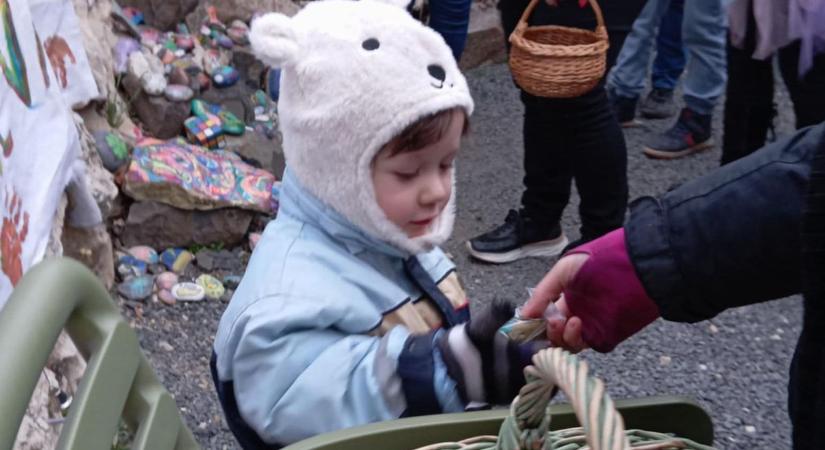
[650,0,685,90]
[428,0,472,60]
[608,0,727,115]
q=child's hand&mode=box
[438,301,546,406]
[522,254,590,352]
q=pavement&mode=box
[138,62,803,449]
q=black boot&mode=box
[467,210,567,264]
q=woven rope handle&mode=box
[495,348,630,450]
[513,0,606,37]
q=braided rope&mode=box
[413,348,718,450]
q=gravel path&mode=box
[125,62,802,449]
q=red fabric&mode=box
[564,229,660,352]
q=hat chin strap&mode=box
[360,173,457,255]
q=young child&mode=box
[210,0,542,448]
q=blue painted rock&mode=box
[215,32,234,49]
[117,255,148,277]
[196,274,225,300]
[212,66,239,88]
[93,130,130,172]
[127,245,159,265]
[222,274,242,290]
[164,84,194,102]
[117,275,154,301]
[171,282,205,302]
[160,248,194,273]
[155,271,179,291]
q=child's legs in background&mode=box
[650,0,685,91]
[680,0,727,116]
[606,0,670,99]
[428,0,472,60]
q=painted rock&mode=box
[164,84,194,102]
[191,99,245,135]
[118,254,148,274]
[222,274,242,290]
[160,248,194,273]
[114,37,141,74]
[175,34,195,51]
[171,282,206,302]
[215,32,234,50]
[248,232,262,250]
[155,271,179,291]
[196,274,225,300]
[177,23,190,35]
[117,275,154,301]
[157,48,177,65]
[230,20,249,31]
[168,66,190,86]
[127,245,159,265]
[93,130,130,172]
[122,6,144,25]
[158,289,176,306]
[227,27,249,45]
[196,72,211,90]
[138,26,161,46]
[212,66,239,88]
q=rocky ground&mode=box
[122,62,801,449]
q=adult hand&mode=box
[521,253,590,352]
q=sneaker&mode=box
[639,88,676,119]
[467,210,568,264]
[608,90,641,128]
[643,107,713,160]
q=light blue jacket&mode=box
[213,170,469,446]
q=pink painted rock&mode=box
[158,289,177,306]
[127,245,159,265]
[249,232,261,250]
[155,271,179,290]
[176,34,195,51]
[123,138,278,213]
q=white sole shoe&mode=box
[466,234,569,264]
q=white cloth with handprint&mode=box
[0,0,78,307]
[29,0,100,109]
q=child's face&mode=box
[372,110,464,238]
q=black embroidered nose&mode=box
[427,64,446,82]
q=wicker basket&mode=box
[413,348,717,450]
[508,0,609,98]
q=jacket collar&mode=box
[279,169,410,259]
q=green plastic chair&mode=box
[0,258,199,450]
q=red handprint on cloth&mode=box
[44,35,75,89]
[1,188,29,286]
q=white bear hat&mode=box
[250,0,474,254]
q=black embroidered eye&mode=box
[362,38,380,51]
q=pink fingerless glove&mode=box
[564,229,660,352]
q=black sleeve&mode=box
[625,123,825,323]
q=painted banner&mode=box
[0,0,80,308]
[29,0,100,109]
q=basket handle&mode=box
[513,0,607,37]
[495,348,630,450]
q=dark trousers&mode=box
[722,11,825,165]
[499,0,645,238]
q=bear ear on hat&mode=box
[250,13,301,68]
